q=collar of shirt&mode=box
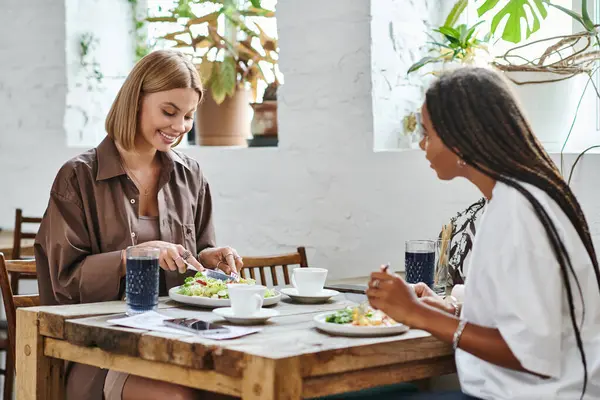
[95,136,191,182]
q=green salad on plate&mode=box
[177,271,277,299]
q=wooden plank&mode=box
[242,254,301,268]
[270,266,278,286]
[38,297,179,339]
[241,356,302,400]
[303,356,456,398]
[298,333,454,377]
[16,308,64,400]
[44,338,241,397]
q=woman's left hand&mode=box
[198,246,243,275]
[366,268,425,328]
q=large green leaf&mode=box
[221,56,237,97]
[444,0,469,28]
[477,0,549,43]
[407,55,445,74]
[210,63,227,104]
[437,26,461,40]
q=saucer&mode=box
[212,307,279,325]
[280,288,340,304]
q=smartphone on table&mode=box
[163,318,230,336]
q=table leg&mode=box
[241,356,302,400]
[16,309,64,400]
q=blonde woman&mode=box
[35,50,240,400]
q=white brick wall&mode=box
[0,0,599,281]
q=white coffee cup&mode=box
[292,267,328,296]
[227,284,266,316]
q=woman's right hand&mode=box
[135,241,204,273]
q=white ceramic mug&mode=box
[227,284,266,316]
[292,267,328,296]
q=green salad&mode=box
[325,306,396,327]
[177,271,277,299]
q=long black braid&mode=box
[425,67,600,398]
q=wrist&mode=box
[408,301,430,329]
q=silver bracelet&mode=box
[452,319,468,351]
[453,302,461,317]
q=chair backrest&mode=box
[12,208,42,260]
[0,253,39,363]
[239,247,308,286]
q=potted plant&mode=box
[407,0,491,76]
[476,0,600,151]
[147,0,279,146]
[248,81,278,146]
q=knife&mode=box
[183,260,240,282]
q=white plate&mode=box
[213,307,279,325]
[280,288,340,304]
[313,312,409,337]
[169,287,282,308]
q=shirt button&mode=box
[130,199,135,204]
[131,232,136,238]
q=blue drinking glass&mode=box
[405,240,436,288]
[126,247,160,315]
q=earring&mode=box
[457,159,466,167]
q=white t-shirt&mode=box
[456,181,600,399]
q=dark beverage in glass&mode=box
[126,247,160,315]
[405,240,436,288]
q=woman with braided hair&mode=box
[366,67,600,399]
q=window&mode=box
[466,0,600,153]
[147,0,280,103]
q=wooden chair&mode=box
[0,253,39,400]
[239,246,308,286]
[11,208,42,294]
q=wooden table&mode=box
[16,295,455,399]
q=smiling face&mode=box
[136,87,199,152]
[419,103,464,181]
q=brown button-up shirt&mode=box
[34,136,216,399]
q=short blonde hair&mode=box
[106,49,203,150]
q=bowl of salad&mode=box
[168,271,281,308]
[313,306,409,337]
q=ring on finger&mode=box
[216,260,223,269]
[372,279,380,289]
[174,256,183,262]
[181,250,192,260]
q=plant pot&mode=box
[502,71,588,151]
[250,101,278,137]
[196,88,251,146]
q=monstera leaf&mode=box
[476,0,549,43]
